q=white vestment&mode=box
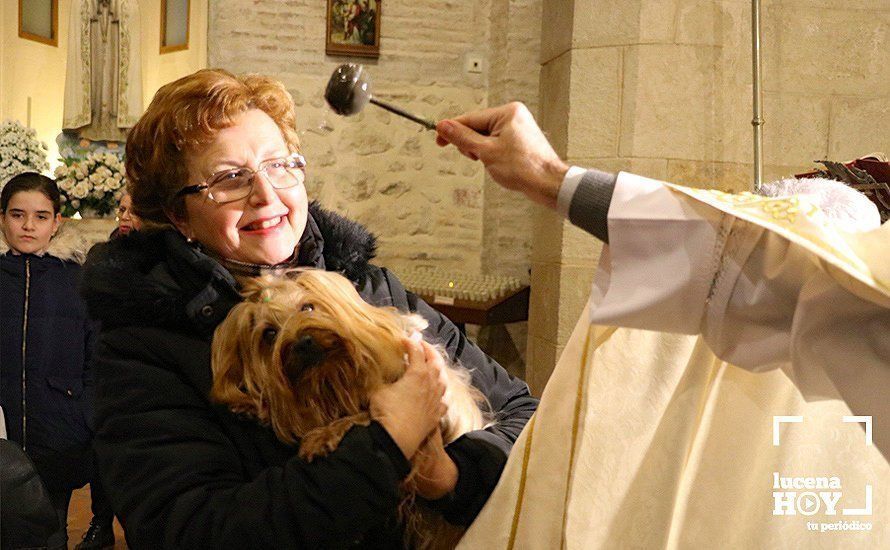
[459,173,889,549]
[63,0,143,141]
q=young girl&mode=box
[0,172,114,550]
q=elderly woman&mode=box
[110,192,141,238]
[80,69,537,548]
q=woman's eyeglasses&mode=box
[175,153,307,204]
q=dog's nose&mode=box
[283,335,327,382]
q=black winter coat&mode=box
[81,203,538,549]
[0,251,96,493]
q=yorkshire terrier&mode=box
[210,269,490,548]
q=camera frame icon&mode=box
[771,415,874,517]
[772,415,872,447]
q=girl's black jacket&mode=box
[1,247,95,493]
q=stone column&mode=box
[525,0,629,394]
[475,0,543,380]
[526,0,725,393]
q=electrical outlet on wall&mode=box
[465,54,483,74]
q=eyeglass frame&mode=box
[173,153,308,204]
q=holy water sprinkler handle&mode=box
[368,98,436,130]
[325,63,436,130]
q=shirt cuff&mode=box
[557,166,587,218]
[559,168,618,243]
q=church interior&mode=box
[1,1,888,549]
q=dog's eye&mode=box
[262,327,278,345]
[300,303,314,312]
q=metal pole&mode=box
[751,0,764,189]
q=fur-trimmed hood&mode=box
[81,202,377,336]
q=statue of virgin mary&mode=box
[63,0,143,143]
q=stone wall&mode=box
[484,0,543,281]
[557,0,890,190]
[478,0,543,376]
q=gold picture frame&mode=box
[326,0,381,58]
[160,0,190,54]
[18,0,59,47]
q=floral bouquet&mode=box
[55,151,126,217]
[0,120,50,188]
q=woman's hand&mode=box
[370,333,447,459]
[413,341,459,499]
[414,427,459,500]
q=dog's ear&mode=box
[237,277,270,303]
[210,301,257,408]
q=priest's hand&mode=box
[435,102,568,210]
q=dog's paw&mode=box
[297,414,372,462]
[297,430,340,462]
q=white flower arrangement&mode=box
[0,120,50,188]
[55,151,126,217]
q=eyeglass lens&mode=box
[208,158,305,203]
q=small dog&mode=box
[210,269,489,548]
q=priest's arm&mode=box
[435,102,890,456]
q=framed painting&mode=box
[160,0,190,54]
[326,0,381,58]
[19,0,59,47]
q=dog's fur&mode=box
[210,269,489,548]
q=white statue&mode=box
[63,0,143,143]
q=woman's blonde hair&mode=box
[125,69,301,224]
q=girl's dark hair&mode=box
[1,172,61,214]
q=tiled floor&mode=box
[67,485,127,549]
